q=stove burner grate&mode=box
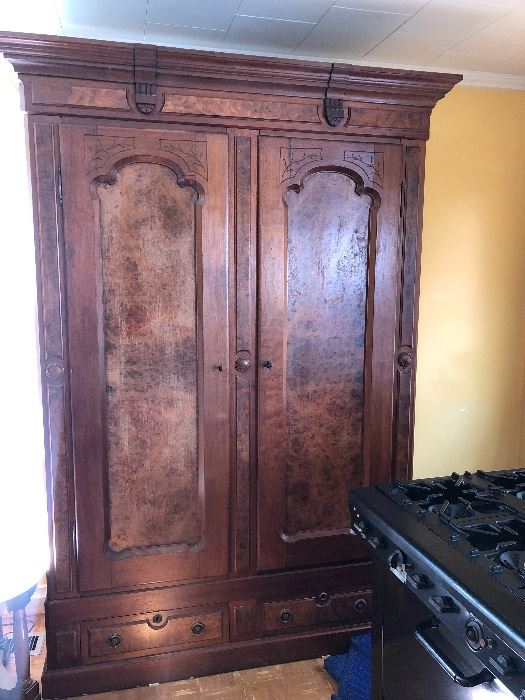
[395,475,513,520]
[477,468,525,497]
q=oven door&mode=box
[373,556,516,700]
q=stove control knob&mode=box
[407,572,432,589]
[465,620,486,651]
[429,595,457,614]
[388,550,405,570]
[352,520,368,537]
[489,654,515,676]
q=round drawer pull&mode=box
[191,621,206,635]
[106,633,122,648]
[279,608,293,624]
[315,592,330,606]
[354,598,369,614]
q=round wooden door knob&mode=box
[235,357,251,372]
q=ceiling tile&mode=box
[449,23,525,61]
[145,23,227,48]
[61,23,145,42]
[432,51,508,73]
[147,0,239,31]
[237,0,334,23]
[498,52,525,75]
[297,6,410,59]
[365,31,455,64]
[445,0,523,7]
[333,0,426,13]
[399,0,509,40]
[60,0,146,34]
[224,15,315,52]
[478,7,525,31]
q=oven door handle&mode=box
[415,618,494,688]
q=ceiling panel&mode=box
[479,7,525,31]
[399,1,509,40]
[448,24,525,61]
[498,53,525,75]
[61,23,145,41]
[365,30,455,64]
[432,51,510,73]
[145,23,227,48]
[298,5,411,58]
[237,0,334,24]
[333,0,426,12]
[225,14,315,52]
[60,0,145,36]
[147,0,239,31]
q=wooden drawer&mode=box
[84,605,227,661]
[262,590,371,634]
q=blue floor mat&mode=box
[324,633,371,700]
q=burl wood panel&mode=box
[98,163,200,552]
[284,172,371,536]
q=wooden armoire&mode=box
[0,33,460,697]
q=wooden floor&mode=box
[3,602,339,699]
[65,659,339,699]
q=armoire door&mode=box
[59,124,230,591]
[257,136,403,571]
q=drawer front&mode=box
[262,590,371,634]
[86,606,226,660]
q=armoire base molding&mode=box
[43,563,372,697]
[42,624,365,698]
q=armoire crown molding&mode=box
[0,32,461,139]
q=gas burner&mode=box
[477,468,525,491]
[458,518,525,574]
[494,519,525,577]
[460,523,515,552]
[399,475,479,505]
[499,549,525,574]
[396,475,510,520]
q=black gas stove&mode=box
[349,469,525,699]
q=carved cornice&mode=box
[329,63,462,107]
[0,31,461,108]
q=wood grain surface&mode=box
[100,163,200,552]
[285,171,370,537]
[0,32,459,697]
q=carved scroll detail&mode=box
[324,97,345,127]
[85,135,135,175]
[159,139,208,180]
[280,147,323,182]
[344,151,384,190]
[133,46,162,115]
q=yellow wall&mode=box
[413,86,525,478]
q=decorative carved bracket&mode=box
[133,46,162,115]
[324,97,345,127]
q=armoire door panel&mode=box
[60,124,230,590]
[284,171,369,539]
[257,136,402,572]
[99,162,201,553]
